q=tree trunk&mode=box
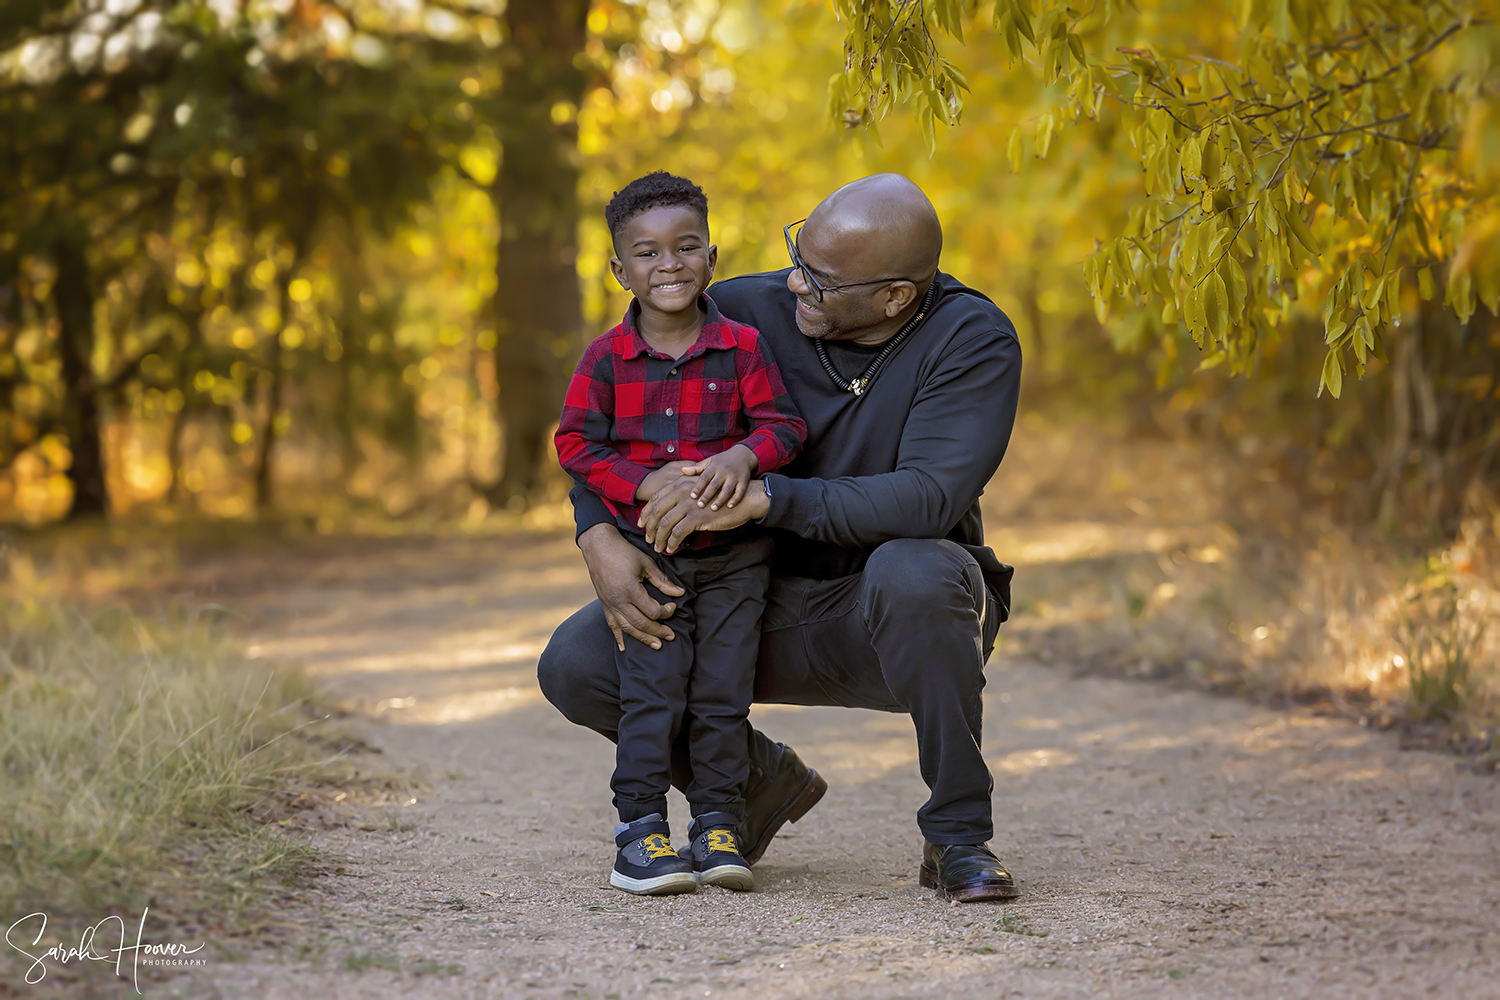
[490,0,589,506]
[253,276,288,511]
[53,229,108,520]
[166,398,189,503]
[1376,329,1414,531]
[167,307,203,504]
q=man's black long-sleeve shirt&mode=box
[570,269,1022,610]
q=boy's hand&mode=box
[681,444,757,512]
[634,460,695,503]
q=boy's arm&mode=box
[733,331,806,475]
[554,343,657,505]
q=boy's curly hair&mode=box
[604,172,709,246]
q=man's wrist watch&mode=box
[762,477,772,497]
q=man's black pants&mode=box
[540,538,1000,844]
[611,531,776,825]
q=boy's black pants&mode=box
[612,531,775,825]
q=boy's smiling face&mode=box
[610,205,717,318]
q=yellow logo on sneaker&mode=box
[704,829,738,853]
[640,833,677,859]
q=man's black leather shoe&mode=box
[741,743,826,866]
[919,842,1020,902]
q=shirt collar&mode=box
[618,293,735,361]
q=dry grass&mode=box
[986,414,1500,761]
[0,591,348,924]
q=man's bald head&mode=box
[805,174,942,285]
[787,174,944,344]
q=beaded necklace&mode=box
[812,281,938,397]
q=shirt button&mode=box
[665,407,674,416]
[669,368,678,376]
[708,382,717,390]
[667,444,675,453]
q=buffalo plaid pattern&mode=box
[556,294,805,545]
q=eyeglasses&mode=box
[784,219,910,303]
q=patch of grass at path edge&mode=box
[0,598,352,927]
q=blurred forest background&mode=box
[1,0,1497,731]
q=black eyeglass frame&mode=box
[783,219,915,303]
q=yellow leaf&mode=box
[1284,208,1320,255]
[1007,127,1023,173]
[1230,115,1256,159]
[1417,267,1435,301]
[1202,138,1221,186]
[1182,135,1203,177]
[1035,113,1054,159]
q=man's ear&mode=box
[882,280,918,318]
[609,255,630,291]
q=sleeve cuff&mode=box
[569,481,616,543]
[758,472,820,532]
[601,461,650,504]
[744,435,785,476]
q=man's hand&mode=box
[577,523,686,651]
[634,460,695,503]
[680,444,757,512]
[640,479,771,554]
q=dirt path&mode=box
[171,523,1500,1000]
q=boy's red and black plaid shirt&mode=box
[555,294,806,549]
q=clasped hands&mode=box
[585,446,770,653]
[632,444,769,555]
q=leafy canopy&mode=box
[831,0,1499,397]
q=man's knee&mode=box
[537,601,618,728]
[862,538,984,621]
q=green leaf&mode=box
[1353,315,1374,363]
[1007,126,1024,173]
[1205,272,1228,343]
[1011,0,1036,44]
[1319,349,1344,399]
[926,86,948,124]
[1360,272,1386,313]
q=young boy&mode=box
[555,172,807,896]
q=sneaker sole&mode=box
[918,863,1020,902]
[609,870,699,896]
[699,863,754,891]
[744,767,827,867]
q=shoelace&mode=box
[640,833,677,859]
[704,829,738,853]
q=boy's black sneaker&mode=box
[610,814,697,896]
[687,812,754,891]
